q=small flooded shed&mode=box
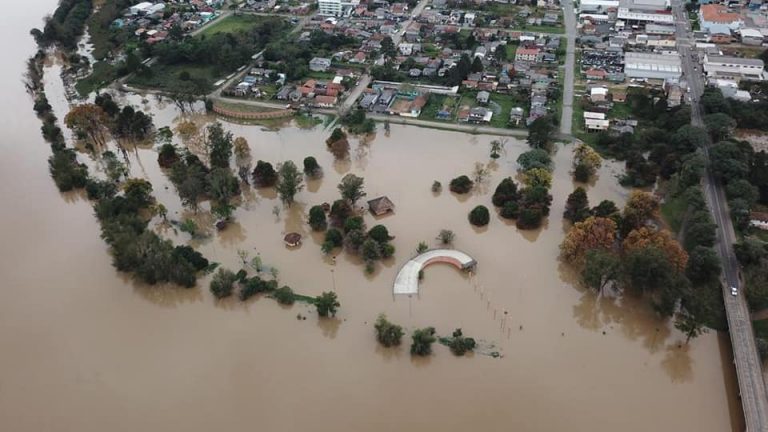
[283,233,302,247]
[367,196,395,216]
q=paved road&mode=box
[672,1,768,430]
[559,0,577,135]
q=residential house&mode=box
[509,107,525,125]
[477,91,490,104]
[584,111,610,131]
[314,95,338,107]
[309,57,332,72]
[515,47,540,62]
[590,86,609,102]
[708,24,733,43]
[585,68,607,80]
[468,107,492,123]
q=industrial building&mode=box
[703,55,765,81]
[617,0,674,24]
[623,52,682,80]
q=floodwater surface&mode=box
[0,2,745,431]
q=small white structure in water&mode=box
[393,249,477,295]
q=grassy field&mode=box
[215,100,275,113]
[76,61,119,96]
[660,193,688,234]
[608,100,633,119]
[197,14,262,37]
[127,64,219,93]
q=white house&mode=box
[317,0,359,16]
[129,2,153,15]
[584,111,610,131]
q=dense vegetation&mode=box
[31,0,93,50]
[561,187,725,340]
[588,88,703,187]
[263,30,360,81]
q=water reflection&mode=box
[661,343,693,383]
[133,283,203,308]
[317,316,341,339]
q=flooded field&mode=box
[0,2,745,431]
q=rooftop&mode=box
[700,4,742,24]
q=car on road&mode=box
[731,286,738,296]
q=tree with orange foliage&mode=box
[64,104,109,147]
[622,191,659,230]
[560,216,617,265]
[622,227,688,271]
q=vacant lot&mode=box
[198,14,264,37]
[127,64,219,93]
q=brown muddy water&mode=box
[0,2,745,431]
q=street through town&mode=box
[559,0,577,135]
[671,0,768,430]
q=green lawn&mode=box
[489,92,524,129]
[127,64,219,93]
[453,91,524,129]
[505,44,517,60]
[197,14,262,37]
[306,71,336,80]
[517,24,565,34]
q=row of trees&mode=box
[209,267,341,316]
[30,0,92,50]
[561,189,723,341]
[374,315,477,357]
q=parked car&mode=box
[731,286,738,296]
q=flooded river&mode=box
[0,2,745,431]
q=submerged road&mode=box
[671,0,768,430]
[559,0,577,135]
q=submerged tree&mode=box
[410,327,437,356]
[563,187,591,223]
[207,122,234,169]
[338,173,366,205]
[64,103,109,147]
[303,156,322,178]
[276,161,304,206]
[252,160,278,187]
[308,205,328,231]
[210,268,238,299]
[489,138,506,159]
[315,291,340,317]
[374,314,404,347]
